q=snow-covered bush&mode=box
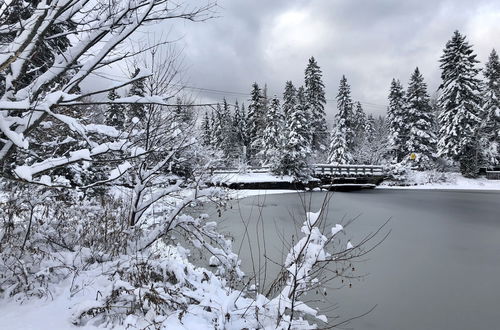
[385,163,411,182]
[1,178,377,329]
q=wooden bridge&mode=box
[210,164,387,191]
[312,164,386,190]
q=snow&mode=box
[209,255,221,266]
[108,161,132,180]
[228,189,299,199]
[212,172,295,184]
[381,171,500,191]
[331,224,343,236]
[346,241,354,249]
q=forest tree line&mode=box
[201,30,500,178]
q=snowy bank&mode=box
[381,171,500,191]
[211,172,295,184]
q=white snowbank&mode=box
[381,171,500,191]
[228,189,300,199]
[212,172,295,184]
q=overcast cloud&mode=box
[146,0,500,117]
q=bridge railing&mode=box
[313,164,385,177]
[210,164,385,177]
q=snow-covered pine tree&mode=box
[337,75,355,149]
[437,31,483,177]
[210,103,221,150]
[202,111,212,146]
[211,104,222,147]
[371,115,390,164]
[220,98,238,162]
[304,57,328,152]
[352,101,367,161]
[482,49,500,166]
[365,114,376,143]
[387,78,408,162]
[128,67,147,122]
[106,89,126,130]
[274,87,312,178]
[282,81,297,120]
[404,68,436,169]
[328,76,354,164]
[260,96,284,166]
[328,125,352,164]
[247,83,266,162]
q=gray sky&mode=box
[143,0,500,117]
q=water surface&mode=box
[213,189,500,330]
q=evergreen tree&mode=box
[351,101,368,164]
[240,102,250,149]
[437,31,483,177]
[211,104,223,147]
[304,57,328,151]
[202,111,212,146]
[328,76,354,163]
[328,125,352,164]
[274,87,312,178]
[404,68,436,168]
[106,89,126,129]
[482,49,500,166]
[260,97,284,166]
[387,78,408,162]
[220,98,238,161]
[232,100,248,162]
[353,101,366,144]
[282,81,297,120]
[247,83,266,161]
[128,67,147,121]
[336,75,355,149]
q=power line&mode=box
[181,84,388,109]
[84,71,389,110]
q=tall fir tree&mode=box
[328,75,354,164]
[274,87,312,177]
[282,81,297,120]
[304,57,328,152]
[220,98,239,162]
[260,96,284,166]
[364,114,376,145]
[482,49,500,166]
[336,75,355,149]
[211,103,223,148]
[387,78,408,162]
[437,31,483,177]
[404,68,436,168]
[353,102,366,143]
[106,89,126,129]
[328,125,352,164]
[247,83,266,161]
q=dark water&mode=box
[212,189,500,330]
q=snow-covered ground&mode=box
[380,171,500,191]
[212,172,294,184]
[228,188,300,199]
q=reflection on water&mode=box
[213,189,500,330]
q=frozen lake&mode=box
[212,189,500,330]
